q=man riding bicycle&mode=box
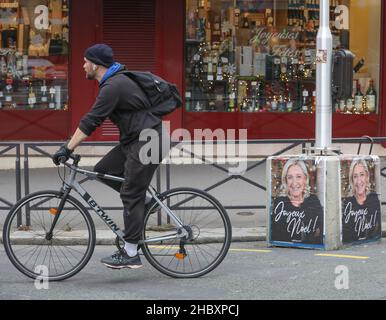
[52,44,169,269]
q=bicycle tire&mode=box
[3,191,96,281]
[141,187,232,278]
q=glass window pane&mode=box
[185,0,381,114]
[0,0,69,111]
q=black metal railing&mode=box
[0,143,21,213]
[0,137,385,217]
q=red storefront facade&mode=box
[0,0,385,142]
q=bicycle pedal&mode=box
[49,208,58,215]
[174,252,187,260]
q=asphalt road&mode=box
[2,241,386,301]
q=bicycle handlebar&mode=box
[58,153,81,166]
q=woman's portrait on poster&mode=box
[270,159,324,245]
[342,158,381,243]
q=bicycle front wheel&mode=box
[141,187,232,278]
[2,191,96,281]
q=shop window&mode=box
[0,0,69,111]
[185,0,381,114]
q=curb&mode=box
[1,228,265,245]
[2,227,386,245]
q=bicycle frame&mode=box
[56,159,189,245]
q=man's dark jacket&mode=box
[79,66,161,145]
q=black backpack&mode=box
[120,70,182,117]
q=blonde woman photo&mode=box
[342,159,381,243]
[270,159,324,245]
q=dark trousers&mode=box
[94,124,167,243]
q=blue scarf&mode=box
[100,62,122,85]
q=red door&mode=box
[95,0,156,141]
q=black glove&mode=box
[52,144,73,165]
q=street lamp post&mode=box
[315,0,333,150]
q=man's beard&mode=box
[86,71,96,80]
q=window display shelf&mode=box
[185,0,380,116]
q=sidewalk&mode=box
[3,225,386,246]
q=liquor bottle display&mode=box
[185,0,378,114]
[0,0,69,111]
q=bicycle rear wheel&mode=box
[141,187,232,278]
[2,191,96,281]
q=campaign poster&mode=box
[340,156,382,244]
[268,156,325,249]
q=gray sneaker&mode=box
[101,249,142,269]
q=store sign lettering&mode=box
[335,5,349,30]
[34,5,49,30]
[251,28,300,46]
[271,46,301,59]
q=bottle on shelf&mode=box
[28,82,36,109]
[297,60,305,79]
[228,92,236,112]
[185,91,191,111]
[4,75,14,109]
[40,80,48,106]
[365,79,377,113]
[234,8,240,27]
[353,58,365,74]
[258,80,266,109]
[273,57,281,80]
[251,82,258,112]
[241,14,250,29]
[194,101,203,112]
[278,95,286,112]
[338,99,346,113]
[346,95,354,113]
[62,0,68,10]
[271,95,278,112]
[0,79,4,108]
[193,60,201,80]
[301,89,309,113]
[207,56,213,81]
[0,56,7,76]
[286,93,293,112]
[216,57,223,81]
[266,9,274,26]
[212,55,217,76]
[49,86,56,109]
[280,56,288,82]
[311,90,316,113]
[354,82,363,113]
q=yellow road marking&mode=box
[229,248,272,253]
[148,245,272,253]
[148,245,179,250]
[315,253,369,260]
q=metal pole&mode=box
[16,144,22,228]
[24,144,31,226]
[315,0,333,150]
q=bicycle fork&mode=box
[45,168,77,240]
[45,187,71,240]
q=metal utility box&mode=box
[267,155,381,250]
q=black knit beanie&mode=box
[84,44,114,68]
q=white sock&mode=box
[124,242,138,257]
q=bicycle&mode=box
[2,154,232,281]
